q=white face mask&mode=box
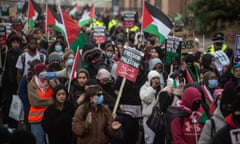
[105,51,113,57]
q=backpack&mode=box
[165,106,189,144]
[21,52,45,72]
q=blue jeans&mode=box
[31,123,45,144]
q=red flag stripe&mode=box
[60,8,81,45]
[28,0,35,18]
[70,49,80,80]
[142,1,153,30]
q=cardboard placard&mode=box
[174,31,196,54]
[122,11,136,28]
[93,26,106,44]
[0,25,7,46]
[166,36,182,65]
[230,128,240,144]
[116,46,144,82]
[234,35,240,64]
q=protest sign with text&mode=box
[0,25,7,46]
[234,35,240,64]
[122,11,136,28]
[93,26,106,44]
[165,36,182,65]
[116,46,144,82]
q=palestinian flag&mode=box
[27,0,39,31]
[59,7,87,52]
[142,1,173,44]
[46,6,65,35]
[78,4,95,27]
[69,4,79,17]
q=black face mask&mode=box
[149,39,155,45]
[191,101,201,111]
[50,63,61,70]
[220,106,232,117]
[233,114,240,124]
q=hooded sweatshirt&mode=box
[170,87,203,144]
[140,70,160,117]
[148,58,165,88]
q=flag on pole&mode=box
[59,7,87,52]
[69,4,79,17]
[142,1,173,44]
[70,48,81,81]
[27,0,40,31]
[46,6,65,35]
[78,4,95,27]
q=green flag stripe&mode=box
[28,19,34,31]
[70,33,87,52]
[50,25,65,35]
[144,24,165,44]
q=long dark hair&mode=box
[51,85,68,105]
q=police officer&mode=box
[205,32,232,58]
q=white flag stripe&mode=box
[152,16,171,38]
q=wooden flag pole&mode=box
[113,78,127,114]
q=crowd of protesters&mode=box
[0,3,240,144]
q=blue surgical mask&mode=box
[208,79,219,88]
[95,95,104,105]
[55,45,62,52]
[67,58,74,66]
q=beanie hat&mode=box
[34,63,47,76]
[96,68,111,80]
[82,42,102,63]
[148,70,160,81]
[77,68,89,79]
[48,52,63,63]
[232,63,240,76]
[182,87,202,109]
[148,58,162,70]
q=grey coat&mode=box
[198,107,226,144]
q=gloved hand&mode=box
[39,71,56,79]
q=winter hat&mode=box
[148,70,160,81]
[96,68,111,80]
[82,43,102,63]
[213,88,224,101]
[231,63,240,76]
[34,63,47,76]
[148,58,162,70]
[182,87,202,109]
[48,52,63,63]
[77,68,89,79]
[201,54,214,68]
